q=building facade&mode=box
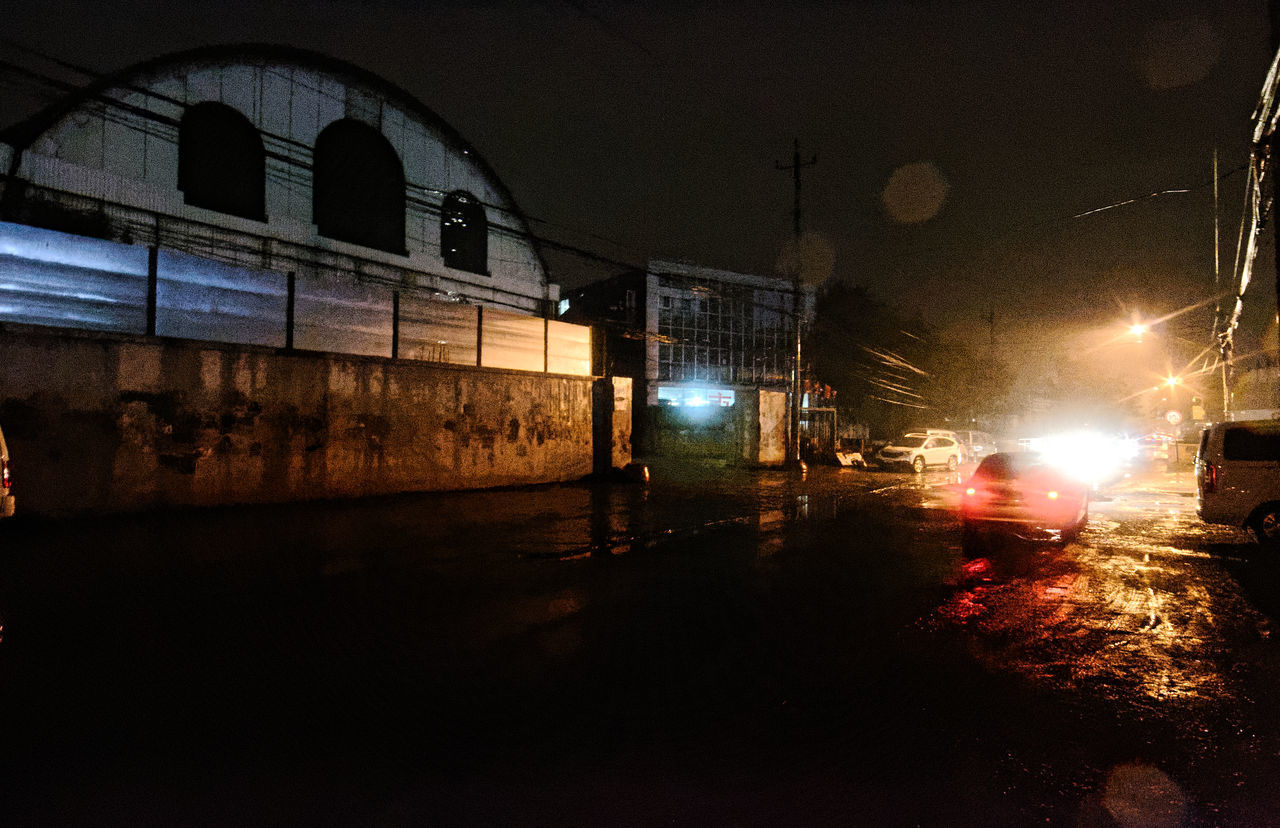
[0,44,587,362]
[563,259,806,465]
[0,45,611,515]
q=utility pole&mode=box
[1213,147,1230,416]
[1272,0,1280,410]
[776,139,816,466]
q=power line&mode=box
[557,0,653,56]
[0,42,1264,328]
[0,47,652,274]
[1069,187,1192,219]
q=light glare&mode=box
[1033,430,1138,486]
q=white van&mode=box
[0,424,13,518]
[1195,420,1280,543]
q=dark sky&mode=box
[3,0,1277,358]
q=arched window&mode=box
[441,190,487,275]
[178,102,265,221]
[313,119,406,254]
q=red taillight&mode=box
[1,459,9,490]
[1202,463,1217,494]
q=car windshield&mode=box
[895,436,928,448]
[973,452,1049,481]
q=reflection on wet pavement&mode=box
[4,461,1280,823]
[934,491,1265,710]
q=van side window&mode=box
[1223,424,1280,461]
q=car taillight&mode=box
[2,459,9,490]
[1202,463,1217,494]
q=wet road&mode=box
[1,461,1279,825]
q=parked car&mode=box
[0,423,13,519]
[960,451,1089,547]
[875,432,963,473]
[1136,431,1176,467]
[1195,419,1280,545]
[953,429,997,462]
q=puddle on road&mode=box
[517,473,875,562]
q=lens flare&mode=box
[881,161,948,224]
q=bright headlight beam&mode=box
[1035,430,1136,487]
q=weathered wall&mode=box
[756,390,788,466]
[635,388,787,467]
[0,324,597,516]
[611,377,633,470]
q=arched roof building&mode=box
[0,45,561,359]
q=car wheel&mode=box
[946,455,958,472]
[912,455,926,474]
[1250,504,1280,546]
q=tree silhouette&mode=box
[807,280,1012,437]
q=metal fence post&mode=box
[391,290,400,360]
[146,245,158,336]
[285,271,295,350]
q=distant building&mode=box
[562,259,808,464]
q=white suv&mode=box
[876,431,962,473]
[1196,420,1280,544]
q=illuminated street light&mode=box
[1166,375,1181,387]
[1130,323,1148,341]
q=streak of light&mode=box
[867,377,924,398]
[861,345,929,376]
[1070,188,1190,219]
[869,395,931,408]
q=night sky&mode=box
[3,0,1276,362]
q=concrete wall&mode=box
[757,390,787,466]
[611,377,633,470]
[0,324,598,516]
[634,388,787,467]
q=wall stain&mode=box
[118,390,203,444]
[2,331,599,515]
